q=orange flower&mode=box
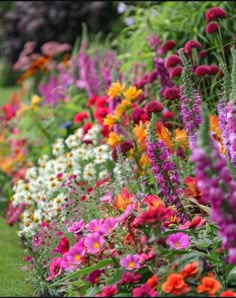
[123,86,142,101]
[120,98,131,109]
[156,122,174,153]
[181,261,199,278]
[106,132,123,146]
[139,153,150,170]
[133,121,147,151]
[114,105,124,118]
[220,290,236,297]
[142,194,165,210]
[146,275,158,288]
[161,273,190,296]
[196,276,221,296]
[107,81,126,98]
[183,176,202,202]
[114,187,133,211]
[174,128,189,148]
[103,114,116,129]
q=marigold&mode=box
[181,261,199,278]
[107,81,126,98]
[114,105,124,118]
[133,122,147,150]
[161,273,190,296]
[123,86,142,101]
[196,276,221,296]
[120,98,131,109]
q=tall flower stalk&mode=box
[191,106,236,264]
[146,113,185,216]
[178,49,202,150]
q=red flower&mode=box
[169,66,183,79]
[198,50,208,59]
[2,103,16,121]
[220,290,236,297]
[96,285,118,297]
[56,237,70,255]
[205,7,226,23]
[119,272,141,285]
[194,65,210,76]
[131,107,148,124]
[163,111,174,119]
[159,39,176,55]
[82,122,93,134]
[73,112,88,124]
[165,54,182,68]
[205,21,220,34]
[133,284,158,297]
[94,106,109,124]
[144,100,163,116]
[163,86,180,100]
[184,40,202,54]
[209,64,220,75]
[112,141,134,162]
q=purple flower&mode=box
[228,248,236,264]
[120,254,141,270]
[117,2,127,14]
[67,219,85,234]
[99,217,118,235]
[84,232,105,254]
[167,232,190,250]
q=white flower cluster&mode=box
[11,124,113,237]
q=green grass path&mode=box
[0,200,35,297]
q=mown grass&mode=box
[0,200,35,297]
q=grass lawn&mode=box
[0,200,35,297]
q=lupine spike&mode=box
[230,47,236,100]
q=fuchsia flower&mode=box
[120,254,141,270]
[228,248,236,264]
[167,232,190,250]
[56,237,70,255]
[144,101,163,116]
[162,86,180,100]
[132,284,158,297]
[85,232,105,254]
[119,272,141,285]
[206,21,220,34]
[73,112,89,124]
[169,66,183,79]
[88,269,105,285]
[67,219,85,234]
[158,39,176,55]
[205,7,226,22]
[184,40,202,54]
[46,257,62,281]
[165,54,182,68]
[100,217,118,235]
[194,65,211,76]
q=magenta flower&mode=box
[85,232,105,254]
[46,257,62,281]
[85,219,104,233]
[61,253,78,271]
[88,269,105,285]
[167,232,190,250]
[120,254,141,270]
[228,248,236,264]
[132,284,158,297]
[61,245,85,271]
[96,285,118,297]
[67,219,85,234]
[100,217,118,235]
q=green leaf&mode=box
[106,268,124,286]
[227,266,236,287]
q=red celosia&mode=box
[162,111,174,119]
[94,106,109,124]
[165,54,182,68]
[198,50,208,59]
[184,40,202,54]
[169,66,183,79]
[205,7,226,23]
[144,100,163,116]
[163,86,180,100]
[160,40,176,55]
[194,65,210,76]
[205,21,220,34]
[130,107,148,124]
[209,64,220,75]
[73,112,89,124]
[132,206,175,227]
[111,140,134,162]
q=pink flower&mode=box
[100,218,118,235]
[46,257,62,281]
[162,86,180,100]
[54,237,70,255]
[88,269,105,285]
[96,285,118,297]
[85,219,104,233]
[184,40,202,54]
[228,248,236,264]
[198,50,208,59]
[67,219,85,234]
[158,40,176,55]
[99,192,114,204]
[63,245,85,267]
[194,65,211,76]
[119,272,141,285]
[116,202,136,223]
[32,234,41,248]
[120,254,141,270]
[165,54,182,68]
[85,232,105,254]
[132,284,158,297]
[205,7,226,23]
[144,101,163,115]
[179,215,206,230]
[205,21,220,34]
[61,253,78,271]
[209,64,221,76]
[167,232,190,250]
[169,66,183,79]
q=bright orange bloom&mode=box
[220,290,236,297]
[161,273,190,296]
[142,194,165,210]
[156,122,174,153]
[133,121,147,151]
[123,86,142,101]
[114,187,133,211]
[209,114,222,139]
[196,276,221,296]
[106,132,123,146]
[183,176,202,202]
[114,105,124,118]
[139,153,150,170]
[146,275,158,288]
[174,128,189,148]
[107,81,126,98]
[103,114,116,129]
[181,261,199,278]
[120,99,131,109]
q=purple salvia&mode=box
[154,57,174,96]
[226,101,236,166]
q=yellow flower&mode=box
[103,114,116,129]
[107,81,126,98]
[123,86,142,101]
[114,105,123,118]
[16,103,30,118]
[133,121,147,150]
[106,132,123,146]
[120,99,131,109]
[173,128,189,148]
[31,94,42,106]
